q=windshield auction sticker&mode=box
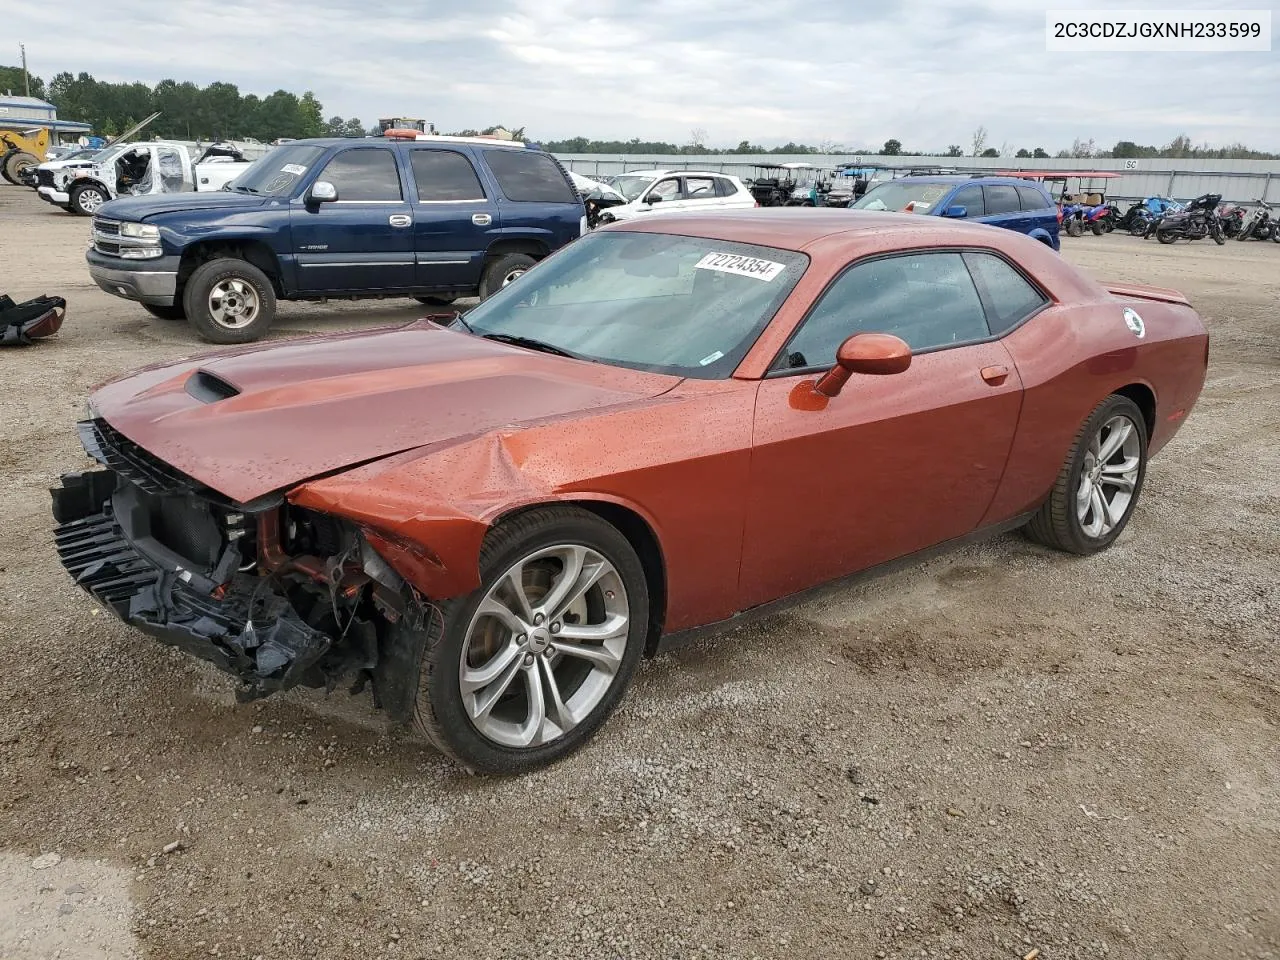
[695,252,786,281]
[281,163,308,176]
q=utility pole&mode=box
[20,43,30,97]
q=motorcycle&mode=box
[1216,203,1246,239]
[1154,193,1225,245]
[1059,197,1086,237]
[1139,197,1185,239]
[1236,199,1276,241]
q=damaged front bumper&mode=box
[53,471,337,699]
[51,419,424,709]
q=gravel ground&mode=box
[0,182,1277,960]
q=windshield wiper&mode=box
[449,310,475,334]
[233,184,259,194]
[482,333,584,360]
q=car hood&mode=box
[98,192,270,221]
[89,322,681,504]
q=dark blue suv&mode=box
[850,175,1060,251]
[86,136,587,343]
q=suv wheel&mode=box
[142,303,186,321]
[479,253,536,299]
[182,258,277,344]
[414,295,457,306]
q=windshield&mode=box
[458,231,808,379]
[228,143,327,196]
[609,175,657,201]
[851,181,951,213]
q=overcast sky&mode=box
[8,0,1279,151]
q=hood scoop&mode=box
[184,369,241,404]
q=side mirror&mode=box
[813,333,912,398]
[645,193,663,204]
[942,205,967,218]
[309,180,338,203]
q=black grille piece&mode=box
[78,419,204,498]
[95,240,122,256]
[93,217,120,236]
[37,169,56,188]
[54,505,162,615]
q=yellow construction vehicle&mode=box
[0,126,50,184]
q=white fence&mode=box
[553,153,1280,205]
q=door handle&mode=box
[980,364,1010,385]
[472,213,493,226]
[388,214,411,227]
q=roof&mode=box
[0,95,55,110]
[996,169,1121,179]
[606,207,1024,251]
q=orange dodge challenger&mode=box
[53,210,1208,773]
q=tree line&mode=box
[3,66,1274,158]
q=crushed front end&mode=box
[52,418,422,709]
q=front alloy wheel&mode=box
[460,544,629,748]
[411,506,648,773]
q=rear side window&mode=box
[983,184,1019,215]
[964,252,1049,334]
[714,178,738,198]
[483,149,577,202]
[318,148,402,202]
[1017,186,1050,210]
[685,177,716,199]
[410,149,485,201]
[949,184,985,217]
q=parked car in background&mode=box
[851,175,1061,250]
[85,135,587,342]
[53,210,1206,773]
[38,141,255,215]
[599,170,754,222]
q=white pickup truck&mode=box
[36,141,256,216]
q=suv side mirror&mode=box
[942,205,967,218]
[814,332,912,398]
[645,193,664,204]
[309,180,338,203]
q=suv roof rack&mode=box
[381,131,528,149]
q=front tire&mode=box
[1066,218,1083,238]
[182,258,277,344]
[1024,395,1148,555]
[69,182,109,217]
[412,506,649,774]
[479,253,537,300]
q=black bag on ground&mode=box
[0,293,66,346]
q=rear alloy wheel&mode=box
[412,507,648,773]
[479,253,537,299]
[1025,394,1148,555]
[182,257,277,344]
[69,182,108,217]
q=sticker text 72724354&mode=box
[694,252,787,282]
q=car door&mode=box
[405,147,498,290]
[290,145,415,293]
[947,183,986,221]
[739,250,1024,609]
[641,176,684,213]
[979,183,1023,233]
[682,175,720,211]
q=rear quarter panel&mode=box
[982,294,1208,523]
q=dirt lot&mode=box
[0,182,1276,960]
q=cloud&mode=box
[8,0,1278,150]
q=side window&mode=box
[964,252,1050,334]
[409,149,485,201]
[779,252,990,369]
[317,148,402,201]
[949,184,985,218]
[982,184,1020,215]
[482,149,577,202]
[684,176,716,200]
[1017,185,1049,211]
[714,177,738,198]
[648,178,681,201]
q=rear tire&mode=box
[411,506,649,774]
[1156,226,1178,244]
[479,253,536,300]
[1090,221,1105,236]
[4,151,38,184]
[1024,394,1148,556]
[414,295,457,306]
[1066,218,1083,238]
[182,258,277,344]
[142,303,186,321]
